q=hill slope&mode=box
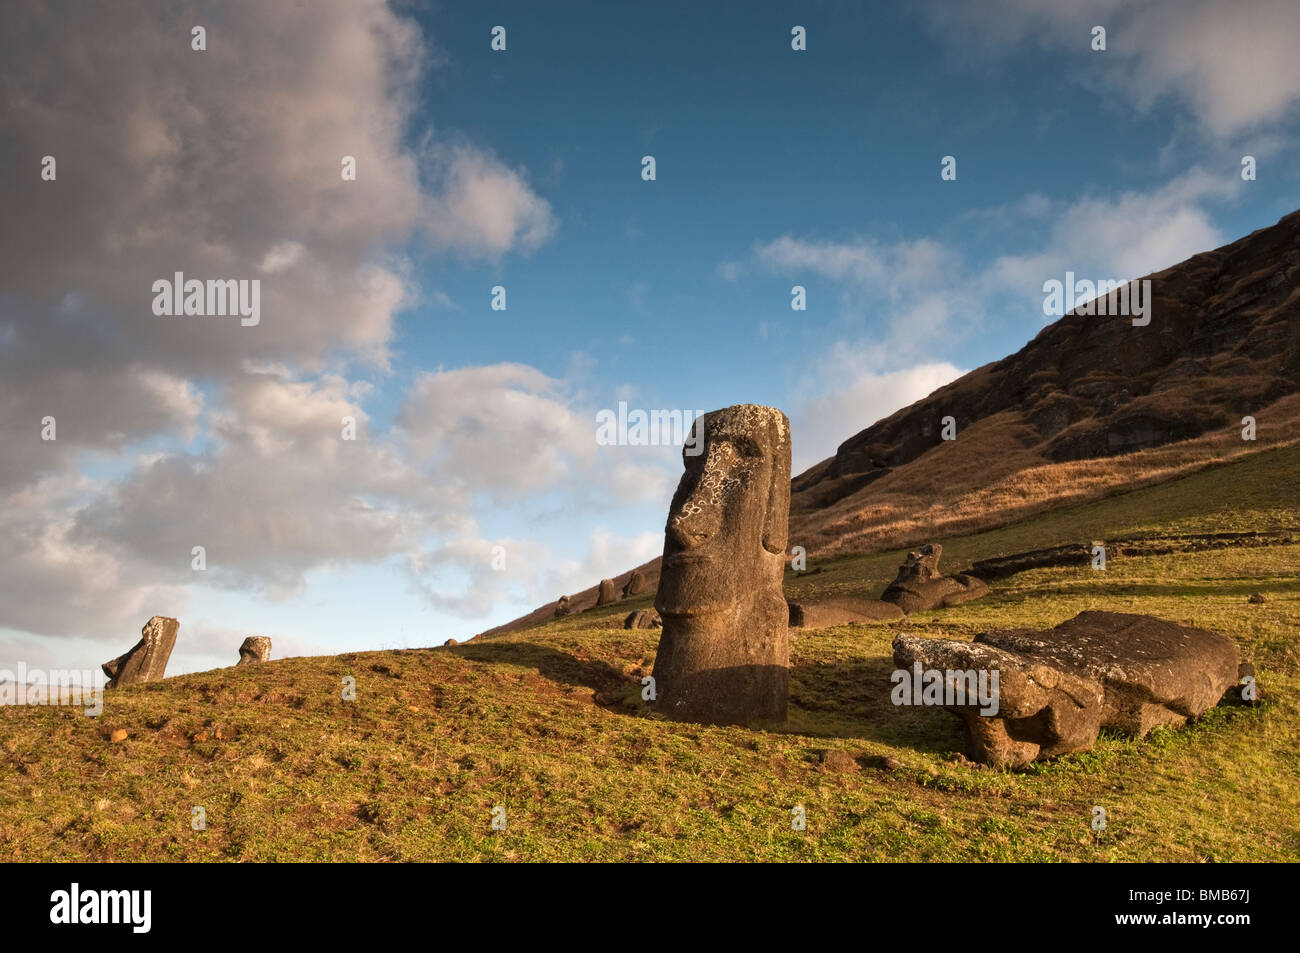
[3,442,1296,861]
[479,210,1300,638]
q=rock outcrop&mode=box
[893,611,1239,767]
[880,543,988,613]
[652,405,792,725]
[102,616,179,688]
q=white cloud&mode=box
[925,0,1300,138]
[789,361,965,472]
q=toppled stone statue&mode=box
[554,595,572,617]
[596,579,618,606]
[624,609,662,629]
[651,404,791,725]
[880,543,988,613]
[102,616,179,688]
[892,611,1240,767]
[236,636,271,666]
[622,570,647,598]
[788,597,903,628]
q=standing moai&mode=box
[236,636,272,666]
[102,616,179,688]
[651,404,792,725]
[596,579,618,605]
[622,570,647,597]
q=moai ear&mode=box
[762,413,791,555]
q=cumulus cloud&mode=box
[0,1,566,658]
[397,363,674,504]
[406,528,662,619]
[789,361,966,472]
[923,0,1300,138]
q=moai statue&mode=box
[651,405,791,725]
[596,579,618,605]
[622,570,647,598]
[554,595,572,617]
[236,636,271,666]
[102,616,179,688]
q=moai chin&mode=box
[651,404,791,725]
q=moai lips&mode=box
[651,405,791,726]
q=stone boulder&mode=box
[554,595,572,617]
[880,543,988,613]
[596,579,618,606]
[788,597,904,628]
[236,636,271,666]
[652,404,791,725]
[102,616,179,688]
[622,570,647,598]
[892,611,1240,767]
[624,609,663,629]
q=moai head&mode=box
[656,405,791,616]
[236,636,271,666]
[652,405,792,725]
[898,543,943,583]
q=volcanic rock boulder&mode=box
[893,633,1105,768]
[596,579,618,606]
[788,597,904,628]
[102,616,179,688]
[651,404,791,725]
[880,543,988,613]
[977,611,1240,736]
[893,611,1240,767]
[624,609,663,629]
[554,595,572,617]
[236,636,271,666]
[622,570,647,598]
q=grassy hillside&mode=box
[2,444,1297,862]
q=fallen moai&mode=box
[880,543,988,613]
[102,616,179,688]
[788,597,904,628]
[652,404,791,725]
[892,610,1241,767]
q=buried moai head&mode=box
[236,636,271,666]
[652,404,792,725]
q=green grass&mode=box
[1,443,1297,861]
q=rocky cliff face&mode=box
[793,209,1300,513]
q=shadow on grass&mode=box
[449,639,963,752]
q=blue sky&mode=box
[3,0,1298,678]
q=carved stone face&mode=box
[656,405,790,618]
[651,405,791,726]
